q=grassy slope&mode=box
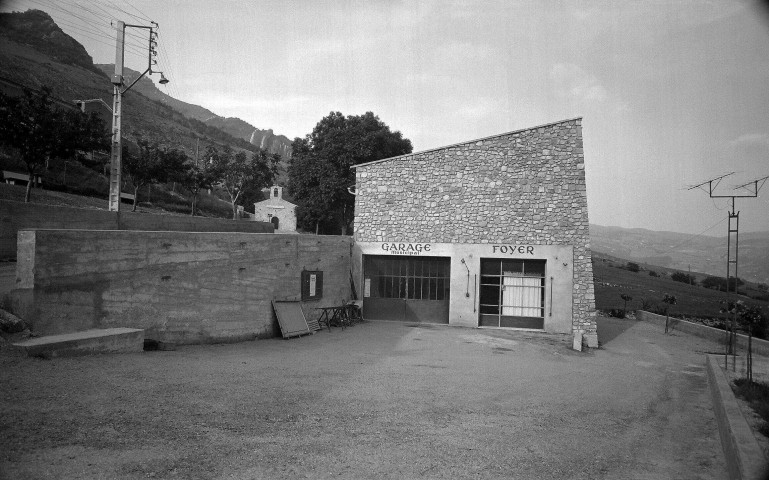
[593,251,769,319]
[0,181,234,218]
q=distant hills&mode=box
[590,224,769,284]
[0,9,292,170]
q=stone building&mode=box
[253,185,297,232]
[351,118,597,347]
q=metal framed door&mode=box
[362,255,450,323]
[479,258,546,329]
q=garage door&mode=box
[362,255,450,323]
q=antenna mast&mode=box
[689,173,769,369]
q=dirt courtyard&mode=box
[1,317,726,479]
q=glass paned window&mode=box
[479,258,546,329]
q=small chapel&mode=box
[253,185,297,232]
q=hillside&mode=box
[0,180,235,219]
[592,251,769,322]
[0,9,103,76]
[0,9,290,167]
[94,65,293,164]
[590,224,769,284]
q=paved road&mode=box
[1,317,726,479]
[592,316,726,478]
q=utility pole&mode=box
[690,173,769,370]
[109,20,169,212]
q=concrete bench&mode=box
[3,171,42,186]
[12,328,144,358]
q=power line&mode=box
[50,16,147,56]
[156,35,181,99]
[69,0,114,24]
[104,0,152,26]
[122,0,154,23]
[28,0,102,28]
[82,0,119,23]
[655,216,728,257]
[25,0,149,56]
[55,0,154,49]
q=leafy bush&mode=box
[751,293,769,303]
[626,262,640,273]
[732,379,769,437]
[671,272,697,285]
[608,309,626,319]
[648,270,659,277]
[702,276,744,291]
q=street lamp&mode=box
[108,20,169,212]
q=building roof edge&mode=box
[353,117,583,169]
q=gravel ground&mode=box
[0,317,726,479]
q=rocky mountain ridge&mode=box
[0,9,104,77]
[94,64,292,160]
[0,8,292,169]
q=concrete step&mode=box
[12,328,144,358]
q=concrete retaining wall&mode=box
[0,200,273,260]
[637,310,769,357]
[706,355,768,479]
[6,229,352,344]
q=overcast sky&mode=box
[5,0,769,235]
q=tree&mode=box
[237,150,281,215]
[178,144,222,216]
[123,140,162,212]
[626,262,640,273]
[214,146,278,219]
[720,300,768,382]
[620,293,633,317]
[288,111,412,234]
[702,276,743,291]
[123,140,188,211]
[0,87,107,202]
[662,294,677,334]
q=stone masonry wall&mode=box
[354,118,596,337]
[8,230,352,343]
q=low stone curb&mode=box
[706,354,768,480]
